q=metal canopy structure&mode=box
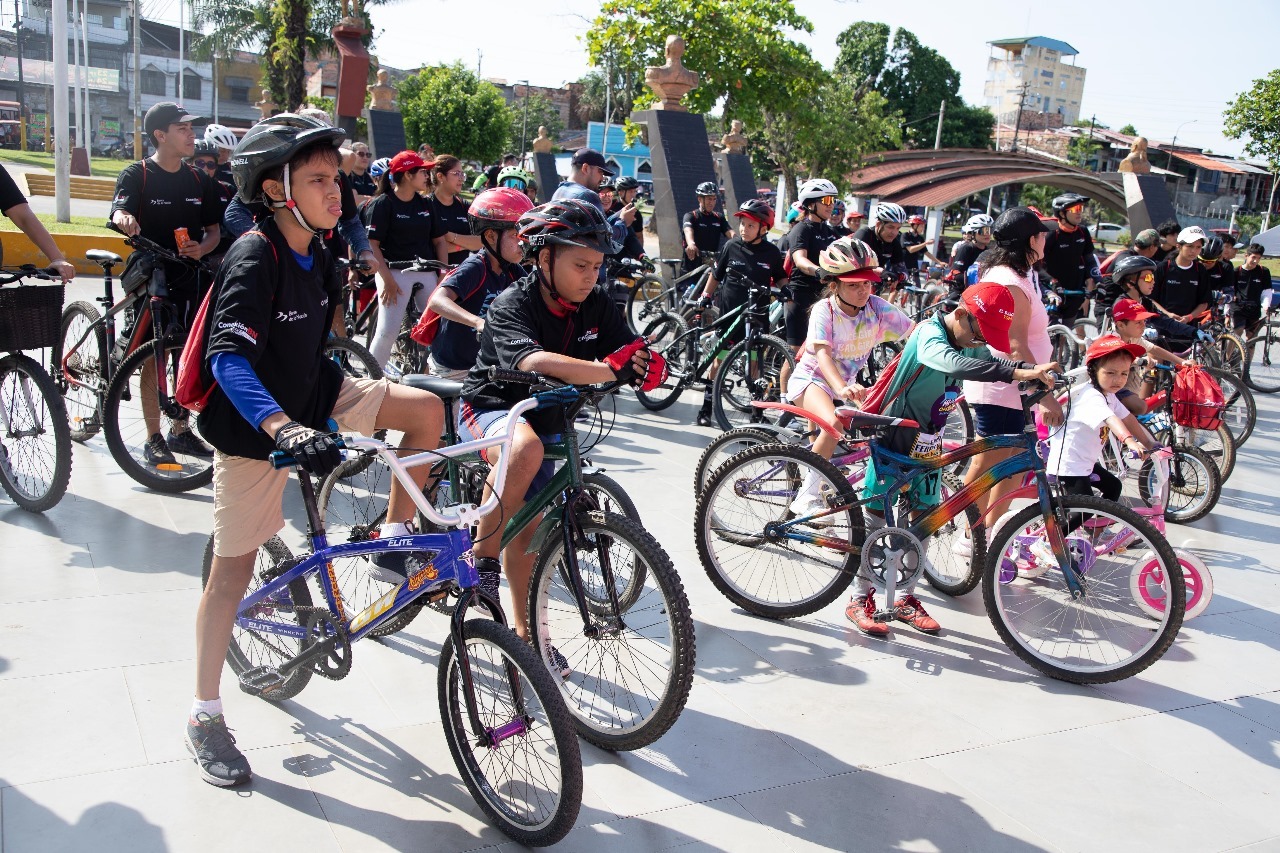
[847,148,1129,214]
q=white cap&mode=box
[1177,226,1207,244]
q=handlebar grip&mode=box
[268,433,347,470]
[487,366,542,385]
[533,386,580,410]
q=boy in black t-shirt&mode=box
[1234,243,1273,335]
[1153,226,1211,323]
[189,115,444,788]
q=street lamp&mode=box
[1165,119,1197,170]
[518,79,530,161]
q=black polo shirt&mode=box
[109,158,224,287]
[349,170,376,198]
[852,225,906,268]
[713,238,786,307]
[1041,224,1096,290]
[197,219,344,459]
[787,218,837,293]
[1236,264,1272,306]
[1155,258,1211,316]
[363,191,435,263]
[683,208,731,254]
[429,194,473,266]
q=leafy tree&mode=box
[399,63,512,164]
[1119,123,1138,136]
[574,69,645,127]
[265,0,310,112]
[941,103,995,149]
[1224,69,1280,224]
[509,92,564,155]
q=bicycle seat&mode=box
[401,374,465,399]
[86,249,123,268]
[834,406,920,432]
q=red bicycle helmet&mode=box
[733,198,775,230]
[468,187,534,235]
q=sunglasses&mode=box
[818,196,836,206]
[1065,203,1085,213]
[355,151,371,157]
[966,313,986,344]
[194,159,217,169]
[1138,271,1156,283]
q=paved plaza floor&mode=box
[3,278,1280,851]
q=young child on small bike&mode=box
[1109,297,1187,415]
[784,236,912,518]
[190,115,445,787]
[851,282,1058,636]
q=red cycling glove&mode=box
[604,338,669,392]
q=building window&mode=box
[605,158,621,175]
[225,77,252,103]
[141,69,167,96]
[183,72,201,101]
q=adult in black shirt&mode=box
[348,142,376,202]
[1153,229,1211,322]
[428,154,480,266]
[785,181,839,347]
[682,186,731,274]
[0,164,75,281]
[1040,200,1096,323]
[190,140,236,258]
[851,223,906,270]
[1233,243,1273,335]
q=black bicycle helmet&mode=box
[1109,254,1158,285]
[598,175,614,191]
[517,198,620,256]
[1199,234,1224,261]
[1051,192,1089,214]
[192,139,218,159]
[733,198,775,231]
[695,181,717,197]
[230,113,347,211]
[614,175,640,191]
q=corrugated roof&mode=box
[1168,151,1244,174]
[988,36,1079,56]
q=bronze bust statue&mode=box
[368,69,396,111]
[644,35,699,112]
[1117,136,1151,175]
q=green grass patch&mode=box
[0,213,116,236]
[0,150,132,178]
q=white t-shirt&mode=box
[1046,384,1129,476]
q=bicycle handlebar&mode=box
[124,235,202,267]
[0,265,62,286]
[386,257,453,273]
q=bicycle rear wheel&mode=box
[438,618,582,846]
[528,511,695,751]
[1137,444,1220,524]
[711,334,795,431]
[1243,332,1280,393]
[635,313,691,411]
[983,495,1184,684]
[201,534,315,702]
[103,340,213,492]
[0,354,72,512]
[695,443,862,618]
[922,472,987,596]
[55,300,107,442]
[693,424,796,494]
[624,275,670,335]
[1204,366,1255,448]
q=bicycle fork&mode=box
[561,490,627,637]
[0,372,44,440]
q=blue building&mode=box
[585,121,653,192]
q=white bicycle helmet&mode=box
[369,157,391,180]
[204,123,239,151]
[962,213,994,234]
[873,202,907,224]
[797,178,839,204]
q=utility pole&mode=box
[1009,81,1031,154]
[14,0,26,149]
[934,99,945,150]
[518,79,530,161]
[1085,113,1097,170]
[81,4,90,151]
[52,0,69,221]
[132,0,140,157]
[177,0,183,102]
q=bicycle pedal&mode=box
[872,610,895,623]
[238,666,287,697]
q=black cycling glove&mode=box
[273,420,343,478]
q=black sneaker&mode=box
[367,550,421,584]
[143,433,177,468]
[185,712,252,787]
[695,404,714,427]
[166,429,214,459]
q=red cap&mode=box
[832,268,882,283]
[1086,335,1146,365]
[389,150,430,174]
[960,281,1016,353]
[846,210,865,220]
[1112,298,1159,322]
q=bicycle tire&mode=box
[55,300,107,442]
[316,454,429,637]
[1203,365,1255,448]
[1214,332,1245,375]
[693,424,795,494]
[941,397,975,476]
[0,353,72,512]
[103,340,214,493]
[624,274,670,335]
[635,312,692,411]
[1187,422,1235,482]
[711,334,795,431]
[1072,318,1101,348]
[1048,324,1081,370]
[527,511,695,751]
[438,618,582,846]
[322,336,388,477]
[1243,333,1280,393]
[982,495,1184,684]
[695,443,862,618]
[579,471,641,523]
[922,472,987,596]
[1138,444,1220,524]
[201,534,315,702]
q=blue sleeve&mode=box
[609,216,628,244]
[337,214,371,255]
[210,352,284,429]
[222,197,256,240]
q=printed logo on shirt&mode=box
[217,320,259,343]
[185,196,201,205]
[149,198,172,206]
[275,309,309,323]
[578,327,599,342]
[508,337,536,346]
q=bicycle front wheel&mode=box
[1138,444,1220,524]
[712,334,795,431]
[0,353,72,512]
[103,340,213,492]
[693,424,797,494]
[438,618,582,846]
[695,443,862,618]
[983,495,1184,684]
[528,511,695,751]
[55,300,107,441]
[635,312,691,411]
[1243,332,1280,393]
[624,275,670,335]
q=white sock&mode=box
[191,697,223,719]
[379,521,412,538]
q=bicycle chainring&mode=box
[298,607,352,680]
[860,526,926,590]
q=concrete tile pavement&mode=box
[2,302,1280,849]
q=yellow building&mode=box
[984,36,1087,129]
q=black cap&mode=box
[571,148,614,175]
[144,102,202,137]
[993,207,1050,244]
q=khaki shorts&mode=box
[212,377,390,558]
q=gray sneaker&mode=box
[186,712,251,786]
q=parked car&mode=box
[1090,222,1127,244]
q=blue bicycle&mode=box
[199,389,582,846]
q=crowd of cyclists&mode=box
[0,98,1270,837]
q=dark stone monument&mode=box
[532,152,560,204]
[366,109,406,159]
[717,152,756,218]
[632,109,718,260]
[1123,173,1178,234]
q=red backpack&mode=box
[1171,363,1224,431]
[858,351,923,416]
[175,231,277,413]
[409,265,474,347]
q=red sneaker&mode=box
[893,595,941,634]
[846,592,891,637]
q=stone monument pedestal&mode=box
[365,109,406,158]
[532,152,559,205]
[332,20,370,136]
[631,108,718,260]
[70,147,90,177]
[1123,173,1177,235]
[716,152,756,220]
